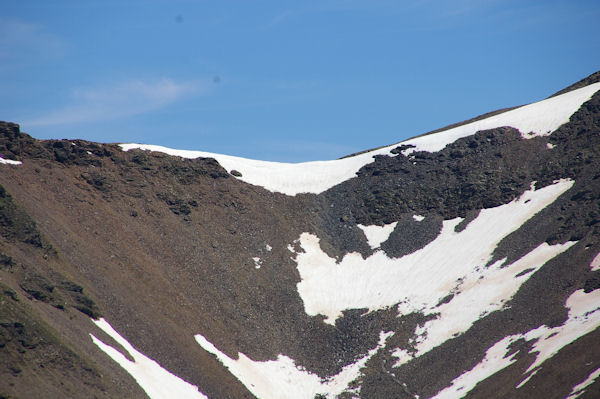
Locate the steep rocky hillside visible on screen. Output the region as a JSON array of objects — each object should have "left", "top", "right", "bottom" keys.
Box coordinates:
[{"left": 1, "top": 72, "right": 600, "bottom": 399}]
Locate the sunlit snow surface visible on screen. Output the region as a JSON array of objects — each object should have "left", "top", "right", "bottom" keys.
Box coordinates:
[
  {"left": 399, "top": 82, "right": 600, "bottom": 154},
  {"left": 0, "top": 157, "right": 22, "bottom": 165},
  {"left": 591, "top": 252, "right": 600, "bottom": 272},
  {"left": 357, "top": 222, "right": 397, "bottom": 249},
  {"left": 565, "top": 367, "right": 600, "bottom": 399},
  {"left": 432, "top": 289, "right": 600, "bottom": 399},
  {"left": 90, "top": 318, "right": 208, "bottom": 399},
  {"left": 119, "top": 82, "right": 600, "bottom": 195},
  {"left": 291, "top": 179, "right": 574, "bottom": 328},
  {"left": 195, "top": 331, "right": 392, "bottom": 399}
]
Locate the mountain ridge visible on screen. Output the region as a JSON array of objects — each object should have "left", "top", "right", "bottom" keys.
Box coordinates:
[
  {"left": 1, "top": 71, "right": 600, "bottom": 399},
  {"left": 342, "top": 70, "right": 600, "bottom": 161}
]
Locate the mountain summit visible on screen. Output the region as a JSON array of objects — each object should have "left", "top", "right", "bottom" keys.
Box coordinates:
[{"left": 1, "top": 72, "right": 600, "bottom": 399}]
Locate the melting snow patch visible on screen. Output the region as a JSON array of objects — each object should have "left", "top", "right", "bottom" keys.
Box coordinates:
[
  {"left": 0, "top": 157, "right": 22, "bottom": 165},
  {"left": 399, "top": 83, "right": 600, "bottom": 155},
  {"left": 265, "top": 244, "right": 272, "bottom": 251},
  {"left": 357, "top": 222, "right": 397, "bottom": 249},
  {"left": 391, "top": 348, "right": 412, "bottom": 365},
  {"left": 431, "top": 335, "right": 522, "bottom": 399},
  {"left": 413, "top": 215, "right": 425, "bottom": 222},
  {"left": 119, "top": 83, "right": 599, "bottom": 195},
  {"left": 90, "top": 318, "right": 208, "bottom": 399},
  {"left": 291, "top": 179, "right": 574, "bottom": 327},
  {"left": 119, "top": 142, "right": 398, "bottom": 196},
  {"left": 591, "top": 252, "right": 600, "bottom": 271},
  {"left": 521, "top": 288, "right": 600, "bottom": 374},
  {"left": 432, "top": 288, "right": 600, "bottom": 398},
  {"left": 565, "top": 367, "right": 600, "bottom": 399},
  {"left": 252, "top": 257, "right": 262, "bottom": 269},
  {"left": 401, "top": 240, "right": 575, "bottom": 364},
  {"left": 515, "top": 369, "right": 539, "bottom": 389},
  {"left": 194, "top": 331, "right": 392, "bottom": 399}
]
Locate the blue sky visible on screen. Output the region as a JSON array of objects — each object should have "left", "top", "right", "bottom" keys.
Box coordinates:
[{"left": 2, "top": 1, "right": 600, "bottom": 162}]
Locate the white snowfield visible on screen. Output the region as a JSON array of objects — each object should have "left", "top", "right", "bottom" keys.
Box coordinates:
[
  {"left": 194, "top": 330, "right": 392, "bottom": 399},
  {"left": 291, "top": 179, "right": 574, "bottom": 328},
  {"left": 591, "top": 252, "right": 600, "bottom": 271},
  {"left": 119, "top": 82, "right": 600, "bottom": 196},
  {"left": 0, "top": 157, "right": 22, "bottom": 165},
  {"left": 432, "top": 288, "right": 600, "bottom": 399},
  {"left": 91, "top": 283, "right": 600, "bottom": 399},
  {"left": 90, "top": 318, "right": 208, "bottom": 399},
  {"left": 565, "top": 366, "right": 600, "bottom": 399},
  {"left": 357, "top": 222, "right": 397, "bottom": 249},
  {"left": 399, "top": 82, "right": 600, "bottom": 154}
]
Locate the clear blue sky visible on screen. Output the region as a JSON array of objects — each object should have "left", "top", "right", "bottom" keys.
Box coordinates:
[{"left": 2, "top": 1, "right": 599, "bottom": 162}]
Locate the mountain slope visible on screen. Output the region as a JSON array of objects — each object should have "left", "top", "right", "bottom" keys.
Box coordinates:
[{"left": 1, "top": 71, "right": 600, "bottom": 399}]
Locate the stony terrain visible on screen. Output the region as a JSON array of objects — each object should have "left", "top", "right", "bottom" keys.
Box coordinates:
[{"left": 1, "top": 72, "right": 600, "bottom": 398}]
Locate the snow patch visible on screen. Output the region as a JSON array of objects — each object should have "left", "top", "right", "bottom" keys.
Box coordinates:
[
  {"left": 431, "top": 335, "right": 522, "bottom": 399},
  {"left": 399, "top": 83, "right": 600, "bottom": 155},
  {"left": 521, "top": 288, "right": 600, "bottom": 374},
  {"left": 90, "top": 318, "right": 207, "bottom": 399},
  {"left": 432, "top": 288, "right": 600, "bottom": 398},
  {"left": 565, "top": 367, "right": 600, "bottom": 399},
  {"left": 119, "top": 83, "right": 600, "bottom": 196},
  {"left": 194, "top": 331, "right": 392, "bottom": 399},
  {"left": 265, "top": 244, "right": 272, "bottom": 252},
  {"left": 291, "top": 180, "right": 574, "bottom": 326},
  {"left": 401, "top": 240, "right": 575, "bottom": 365},
  {"left": 0, "top": 157, "right": 22, "bottom": 165},
  {"left": 119, "top": 142, "right": 396, "bottom": 196},
  {"left": 391, "top": 348, "right": 412, "bottom": 365},
  {"left": 515, "top": 369, "right": 539, "bottom": 389},
  {"left": 591, "top": 252, "right": 600, "bottom": 271},
  {"left": 413, "top": 215, "right": 425, "bottom": 222},
  {"left": 357, "top": 222, "right": 397, "bottom": 249},
  {"left": 252, "top": 257, "right": 262, "bottom": 269},
  {"left": 546, "top": 143, "right": 556, "bottom": 149}
]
